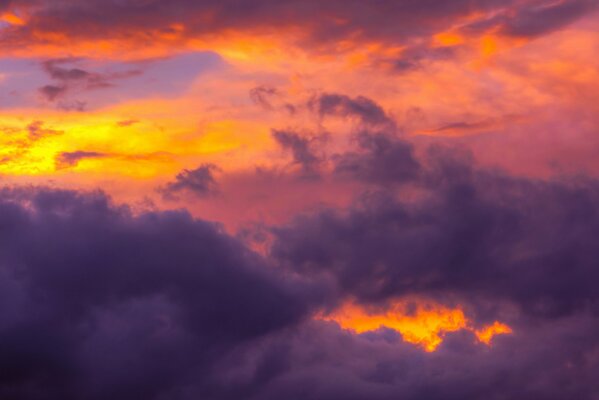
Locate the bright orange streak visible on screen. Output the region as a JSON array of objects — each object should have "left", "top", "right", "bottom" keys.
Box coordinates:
[{"left": 318, "top": 300, "right": 512, "bottom": 351}]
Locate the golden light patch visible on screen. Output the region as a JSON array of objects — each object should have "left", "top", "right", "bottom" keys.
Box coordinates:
[
  {"left": 0, "top": 111, "right": 180, "bottom": 177},
  {"left": 0, "top": 12, "right": 25, "bottom": 26},
  {"left": 434, "top": 31, "right": 465, "bottom": 47},
  {"left": 475, "top": 321, "right": 513, "bottom": 345},
  {"left": 318, "top": 300, "right": 512, "bottom": 352},
  {"left": 0, "top": 95, "right": 277, "bottom": 181},
  {"left": 480, "top": 35, "right": 499, "bottom": 57}
]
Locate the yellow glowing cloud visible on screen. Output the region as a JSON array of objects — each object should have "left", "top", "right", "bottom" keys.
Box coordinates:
[
  {"left": 0, "top": 89, "right": 277, "bottom": 184},
  {"left": 318, "top": 300, "right": 512, "bottom": 352}
]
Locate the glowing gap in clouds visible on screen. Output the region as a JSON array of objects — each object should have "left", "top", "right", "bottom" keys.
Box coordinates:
[{"left": 318, "top": 300, "right": 512, "bottom": 352}]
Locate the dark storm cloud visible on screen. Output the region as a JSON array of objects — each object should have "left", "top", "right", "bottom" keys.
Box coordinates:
[
  {"left": 250, "top": 92, "right": 599, "bottom": 321},
  {"left": 201, "top": 317, "right": 599, "bottom": 400},
  {"left": 160, "top": 163, "right": 220, "bottom": 199},
  {"left": 3, "top": 137, "right": 599, "bottom": 399},
  {"left": 272, "top": 144, "right": 599, "bottom": 319},
  {"left": 0, "top": 187, "right": 313, "bottom": 399}
]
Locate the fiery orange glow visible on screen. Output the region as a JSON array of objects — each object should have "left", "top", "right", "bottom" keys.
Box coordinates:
[
  {"left": 318, "top": 300, "right": 512, "bottom": 352},
  {"left": 434, "top": 31, "right": 465, "bottom": 46},
  {"left": 475, "top": 321, "right": 513, "bottom": 345},
  {"left": 0, "top": 12, "right": 25, "bottom": 26}
]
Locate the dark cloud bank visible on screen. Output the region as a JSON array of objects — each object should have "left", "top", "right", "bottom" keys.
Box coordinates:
[
  {"left": 0, "top": 188, "right": 312, "bottom": 399},
  {"left": 4, "top": 110, "right": 599, "bottom": 398},
  {"left": 0, "top": 86, "right": 598, "bottom": 399}
]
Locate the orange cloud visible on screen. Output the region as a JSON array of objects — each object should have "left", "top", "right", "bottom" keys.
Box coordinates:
[
  {"left": 318, "top": 300, "right": 512, "bottom": 352},
  {"left": 475, "top": 321, "right": 513, "bottom": 345},
  {"left": 3, "top": 0, "right": 591, "bottom": 63},
  {"left": 0, "top": 12, "right": 25, "bottom": 26}
]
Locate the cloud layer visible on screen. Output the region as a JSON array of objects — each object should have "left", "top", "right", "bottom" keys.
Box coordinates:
[
  {"left": 2, "top": 0, "right": 597, "bottom": 58},
  {"left": 2, "top": 138, "right": 599, "bottom": 398},
  {"left": 1, "top": 1, "right": 599, "bottom": 399}
]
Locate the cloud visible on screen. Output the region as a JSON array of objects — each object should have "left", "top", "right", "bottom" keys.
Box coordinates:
[
  {"left": 500, "top": 0, "right": 598, "bottom": 38},
  {"left": 38, "top": 58, "right": 142, "bottom": 102},
  {"left": 460, "top": 0, "right": 599, "bottom": 39},
  {"left": 387, "top": 45, "right": 458, "bottom": 72},
  {"left": 250, "top": 85, "right": 279, "bottom": 110},
  {"left": 431, "top": 120, "right": 497, "bottom": 133},
  {"left": 26, "top": 120, "right": 63, "bottom": 141},
  {"left": 272, "top": 129, "right": 323, "bottom": 176},
  {"left": 2, "top": 152, "right": 599, "bottom": 398},
  {"left": 0, "top": 120, "right": 64, "bottom": 165},
  {"left": 272, "top": 144, "right": 599, "bottom": 321},
  {"left": 5, "top": 0, "right": 592, "bottom": 60},
  {"left": 160, "top": 163, "right": 220, "bottom": 199},
  {"left": 261, "top": 94, "right": 418, "bottom": 184},
  {"left": 0, "top": 187, "right": 312, "bottom": 399},
  {"left": 201, "top": 316, "right": 599, "bottom": 399},
  {"left": 116, "top": 119, "right": 139, "bottom": 127},
  {"left": 54, "top": 150, "right": 107, "bottom": 169},
  {"left": 38, "top": 84, "right": 67, "bottom": 101},
  {"left": 309, "top": 93, "right": 394, "bottom": 127},
  {"left": 332, "top": 131, "right": 420, "bottom": 184},
  {"left": 42, "top": 58, "right": 93, "bottom": 81},
  {"left": 258, "top": 93, "right": 418, "bottom": 184}
]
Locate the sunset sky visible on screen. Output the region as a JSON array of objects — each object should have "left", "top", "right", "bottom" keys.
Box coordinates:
[{"left": 1, "top": 1, "right": 599, "bottom": 398}]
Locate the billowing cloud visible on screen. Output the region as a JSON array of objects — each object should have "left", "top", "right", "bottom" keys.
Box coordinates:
[
  {"left": 272, "top": 144, "right": 599, "bottom": 321},
  {"left": 1, "top": 1, "right": 598, "bottom": 398},
  {"left": 1, "top": 178, "right": 599, "bottom": 398},
  {"left": 0, "top": 187, "right": 313, "bottom": 399},
  {"left": 201, "top": 316, "right": 599, "bottom": 399}
]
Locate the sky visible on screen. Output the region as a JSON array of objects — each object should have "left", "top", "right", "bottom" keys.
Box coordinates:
[{"left": 1, "top": 0, "right": 599, "bottom": 398}]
